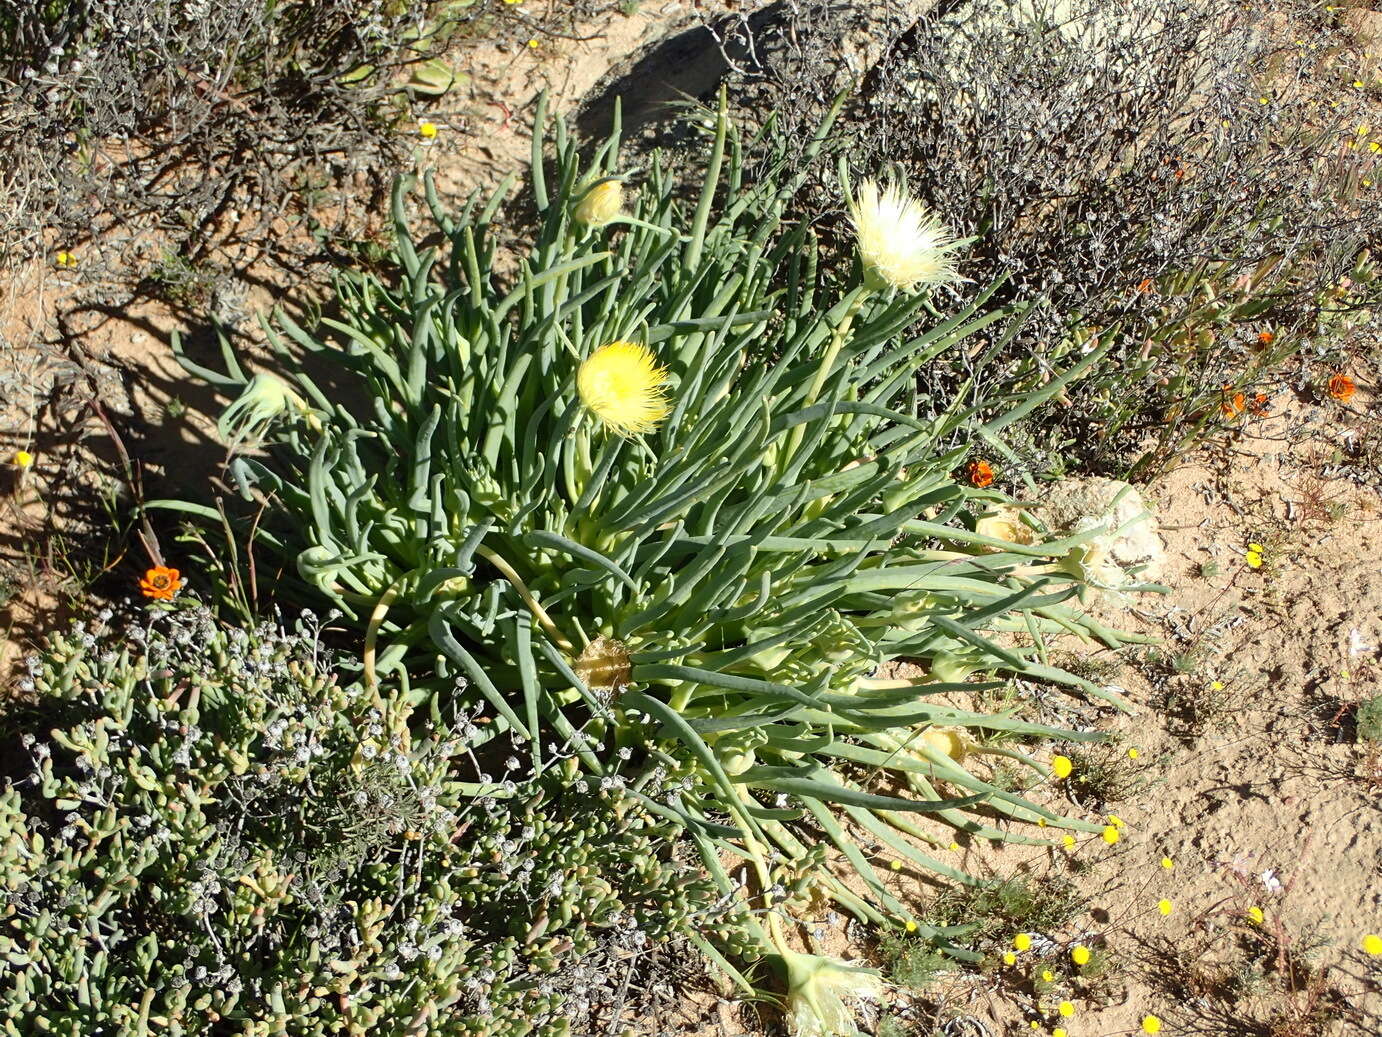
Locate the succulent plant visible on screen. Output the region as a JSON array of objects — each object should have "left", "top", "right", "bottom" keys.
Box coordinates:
[
  {"left": 160, "top": 92, "right": 1146, "bottom": 1031},
  {"left": 1, "top": 609, "right": 714, "bottom": 1036}
]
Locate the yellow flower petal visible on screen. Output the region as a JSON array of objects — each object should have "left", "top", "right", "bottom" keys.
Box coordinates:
[
  {"left": 1013, "top": 933, "right": 1032, "bottom": 952},
  {"left": 1102, "top": 825, "right": 1120, "bottom": 845},
  {"left": 1142, "top": 1015, "right": 1163, "bottom": 1034},
  {"left": 1158, "top": 898, "right": 1173, "bottom": 916},
  {"left": 1362, "top": 933, "right": 1382, "bottom": 955},
  {"left": 1161, "top": 856, "right": 1174, "bottom": 870},
  {"left": 1248, "top": 906, "right": 1265, "bottom": 925},
  {"left": 577, "top": 341, "right": 671, "bottom": 436},
  {"left": 1071, "top": 945, "right": 1090, "bottom": 966},
  {"left": 1051, "top": 755, "right": 1073, "bottom": 780},
  {"left": 1058, "top": 1000, "right": 1075, "bottom": 1017}
]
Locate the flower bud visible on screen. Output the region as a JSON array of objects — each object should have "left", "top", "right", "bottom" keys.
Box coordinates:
[{"left": 573, "top": 179, "right": 623, "bottom": 227}]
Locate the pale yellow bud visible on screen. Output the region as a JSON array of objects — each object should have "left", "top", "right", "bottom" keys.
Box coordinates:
[{"left": 574, "top": 179, "right": 623, "bottom": 227}]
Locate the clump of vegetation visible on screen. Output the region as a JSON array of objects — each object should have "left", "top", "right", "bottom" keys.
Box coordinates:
[
  {"left": 2, "top": 609, "right": 715, "bottom": 1036},
  {"left": 739, "top": 0, "right": 1378, "bottom": 480},
  {"left": 928, "top": 876, "right": 1084, "bottom": 946},
  {"left": 0, "top": 0, "right": 616, "bottom": 272},
  {"left": 159, "top": 92, "right": 1147, "bottom": 1029},
  {"left": 1355, "top": 694, "right": 1382, "bottom": 743}
]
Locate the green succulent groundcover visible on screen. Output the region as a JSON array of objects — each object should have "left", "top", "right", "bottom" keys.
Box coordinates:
[{"left": 140, "top": 92, "right": 1139, "bottom": 1031}]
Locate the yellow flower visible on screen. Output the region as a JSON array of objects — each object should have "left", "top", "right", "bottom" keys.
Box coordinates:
[
  {"left": 1127, "top": 747, "right": 1140, "bottom": 759},
  {"left": 527, "top": 38, "right": 539, "bottom": 49},
  {"left": 847, "top": 179, "right": 960, "bottom": 293},
  {"left": 1210, "top": 679, "right": 1225, "bottom": 691},
  {"left": 573, "top": 179, "right": 624, "bottom": 227},
  {"left": 889, "top": 859, "right": 903, "bottom": 871},
  {"left": 11, "top": 449, "right": 34, "bottom": 468},
  {"left": 577, "top": 341, "right": 671, "bottom": 436},
  {"left": 1161, "top": 856, "right": 1174, "bottom": 870},
  {"left": 1053, "top": 1030, "right": 1068, "bottom": 1037},
  {"left": 1071, "top": 945, "right": 1090, "bottom": 966},
  {"left": 1051, "top": 755, "right": 1073, "bottom": 780},
  {"left": 1142, "top": 1015, "right": 1163, "bottom": 1034},
  {"left": 948, "top": 841, "right": 960, "bottom": 851},
  {"left": 1362, "top": 933, "right": 1382, "bottom": 955},
  {"left": 1062, "top": 834, "right": 1076, "bottom": 850},
  {"left": 904, "top": 919, "right": 918, "bottom": 933},
  {"left": 1003, "top": 951, "right": 1017, "bottom": 966},
  {"left": 1247, "top": 906, "right": 1264, "bottom": 925},
  {"left": 54, "top": 250, "right": 77, "bottom": 268},
  {"left": 1244, "top": 542, "right": 1264, "bottom": 569},
  {"left": 1108, "top": 814, "right": 1126, "bottom": 829},
  {"left": 1158, "top": 899, "right": 1173, "bottom": 916},
  {"left": 418, "top": 121, "right": 438, "bottom": 139},
  {"left": 1040, "top": 969, "right": 1054, "bottom": 982},
  {"left": 1058, "top": 1001, "right": 1075, "bottom": 1018},
  {"left": 1102, "top": 825, "right": 1120, "bottom": 845},
  {"left": 1013, "top": 933, "right": 1032, "bottom": 952}
]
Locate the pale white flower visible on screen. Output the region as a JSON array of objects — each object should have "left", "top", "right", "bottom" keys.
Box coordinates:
[
  {"left": 781, "top": 951, "right": 885, "bottom": 1037},
  {"left": 219, "top": 372, "right": 320, "bottom": 443},
  {"left": 847, "top": 179, "right": 960, "bottom": 293}
]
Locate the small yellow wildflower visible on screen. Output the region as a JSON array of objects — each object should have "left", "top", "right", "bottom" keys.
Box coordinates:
[
  {"left": 948, "top": 841, "right": 960, "bottom": 851},
  {"left": 1362, "top": 934, "right": 1382, "bottom": 956},
  {"left": 1051, "top": 755, "right": 1073, "bottom": 779},
  {"left": 1013, "top": 933, "right": 1032, "bottom": 952},
  {"left": 12, "top": 449, "right": 34, "bottom": 469},
  {"left": 1247, "top": 906, "right": 1265, "bottom": 925},
  {"left": 1210, "top": 679, "right": 1225, "bottom": 691},
  {"left": 904, "top": 920, "right": 918, "bottom": 933},
  {"left": 1355, "top": 80, "right": 1366, "bottom": 89},
  {"left": 1142, "top": 1015, "right": 1163, "bottom": 1034},
  {"left": 1062, "top": 834, "right": 1076, "bottom": 850},
  {"left": 1041, "top": 969, "right": 1055, "bottom": 983},
  {"left": 577, "top": 341, "right": 671, "bottom": 436},
  {"left": 1370, "top": 142, "right": 1381, "bottom": 153},
  {"left": 527, "top": 38, "right": 539, "bottom": 49},
  {"left": 889, "top": 859, "right": 903, "bottom": 871},
  {"left": 1058, "top": 1001, "right": 1075, "bottom": 1018},
  {"left": 1071, "top": 945, "right": 1091, "bottom": 966},
  {"left": 54, "top": 250, "right": 77, "bottom": 268},
  {"left": 1161, "top": 856, "right": 1174, "bottom": 870},
  {"left": 1053, "top": 1030, "right": 1068, "bottom": 1037},
  {"left": 1037, "top": 817, "right": 1047, "bottom": 827},
  {"left": 1127, "top": 747, "right": 1140, "bottom": 759},
  {"left": 1102, "top": 825, "right": 1120, "bottom": 845},
  {"left": 1003, "top": 951, "right": 1017, "bottom": 966},
  {"left": 417, "top": 121, "right": 438, "bottom": 139},
  {"left": 1158, "top": 899, "right": 1173, "bottom": 916},
  {"left": 1108, "top": 814, "right": 1126, "bottom": 829},
  {"left": 1244, "top": 542, "right": 1264, "bottom": 569}
]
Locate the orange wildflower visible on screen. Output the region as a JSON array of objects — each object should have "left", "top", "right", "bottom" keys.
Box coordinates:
[
  {"left": 1257, "top": 331, "right": 1275, "bottom": 347},
  {"left": 1248, "top": 392, "right": 1271, "bottom": 416},
  {"left": 1327, "top": 373, "right": 1356, "bottom": 402},
  {"left": 1134, "top": 277, "right": 1154, "bottom": 294},
  {"left": 1220, "top": 385, "right": 1247, "bottom": 418},
  {"left": 966, "top": 459, "right": 995, "bottom": 488},
  {"left": 139, "top": 565, "right": 182, "bottom": 601}
]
